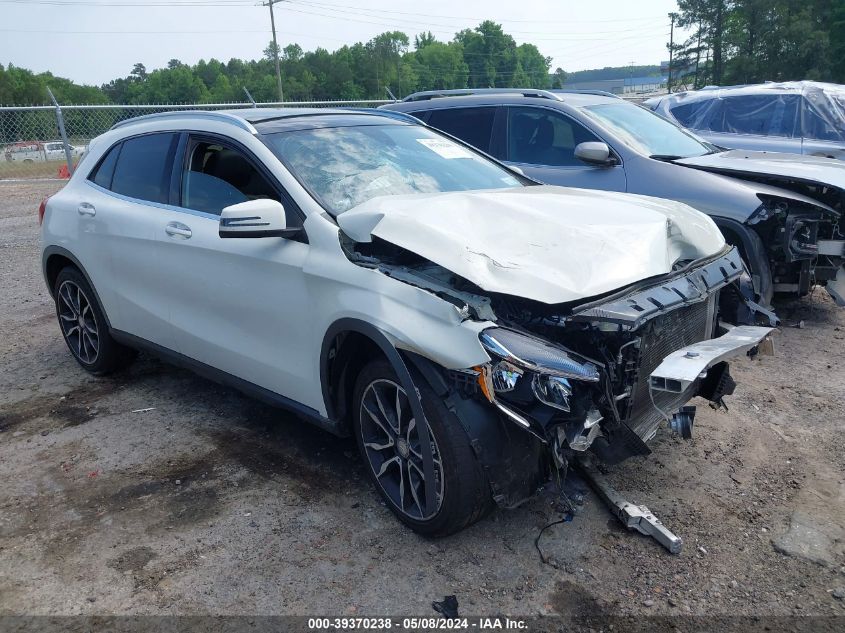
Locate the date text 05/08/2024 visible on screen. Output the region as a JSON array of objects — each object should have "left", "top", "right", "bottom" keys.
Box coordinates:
[{"left": 307, "top": 617, "right": 528, "bottom": 630}]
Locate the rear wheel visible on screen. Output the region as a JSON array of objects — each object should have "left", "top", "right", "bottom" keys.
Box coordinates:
[
  {"left": 352, "top": 359, "right": 493, "bottom": 536},
  {"left": 54, "top": 266, "right": 136, "bottom": 375}
]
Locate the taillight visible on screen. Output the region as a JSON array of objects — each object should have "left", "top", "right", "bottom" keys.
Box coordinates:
[{"left": 38, "top": 196, "right": 50, "bottom": 225}]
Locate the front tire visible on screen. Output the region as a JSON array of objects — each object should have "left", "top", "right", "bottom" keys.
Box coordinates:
[
  {"left": 352, "top": 359, "right": 493, "bottom": 536},
  {"left": 54, "top": 266, "right": 136, "bottom": 375}
]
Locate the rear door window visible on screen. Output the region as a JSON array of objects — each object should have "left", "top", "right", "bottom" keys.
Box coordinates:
[
  {"left": 426, "top": 107, "right": 496, "bottom": 153},
  {"left": 721, "top": 94, "right": 799, "bottom": 137},
  {"left": 181, "top": 138, "right": 280, "bottom": 216},
  {"left": 506, "top": 106, "right": 601, "bottom": 166},
  {"left": 110, "top": 133, "right": 178, "bottom": 204}
]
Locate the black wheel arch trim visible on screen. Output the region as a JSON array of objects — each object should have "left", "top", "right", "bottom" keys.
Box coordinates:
[
  {"left": 320, "top": 318, "right": 439, "bottom": 516},
  {"left": 402, "top": 350, "right": 547, "bottom": 509},
  {"left": 42, "top": 245, "right": 115, "bottom": 331}
]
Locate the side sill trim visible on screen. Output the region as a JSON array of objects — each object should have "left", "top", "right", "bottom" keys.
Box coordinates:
[{"left": 110, "top": 329, "right": 347, "bottom": 437}]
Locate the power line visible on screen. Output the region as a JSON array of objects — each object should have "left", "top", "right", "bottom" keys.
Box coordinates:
[
  {"left": 290, "top": 1, "right": 664, "bottom": 34},
  {"left": 0, "top": 0, "right": 670, "bottom": 25},
  {"left": 293, "top": 0, "right": 665, "bottom": 25},
  {"left": 277, "top": 3, "right": 666, "bottom": 40}
]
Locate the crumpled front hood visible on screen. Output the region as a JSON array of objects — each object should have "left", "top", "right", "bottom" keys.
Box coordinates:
[
  {"left": 677, "top": 150, "right": 845, "bottom": 193},
  {"left": 337, "top": 186, "right": 725, "bottom": 304}
]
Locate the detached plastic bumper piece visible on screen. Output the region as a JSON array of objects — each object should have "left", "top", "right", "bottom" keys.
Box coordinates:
[{"left": 649, "top": 326, "right": 774, "bottom": 394}]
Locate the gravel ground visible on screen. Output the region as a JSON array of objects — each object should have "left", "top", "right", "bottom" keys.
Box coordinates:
[{"left": 1, "top": 181, "right": 844, "bottom": 621}]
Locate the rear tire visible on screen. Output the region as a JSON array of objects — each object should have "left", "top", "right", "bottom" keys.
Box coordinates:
[
  {"left": 352, "top": 358, "right": 493, "bottom": 536},
  {"left": 54, "top": 266, "right": 136, "bottom": 375}
]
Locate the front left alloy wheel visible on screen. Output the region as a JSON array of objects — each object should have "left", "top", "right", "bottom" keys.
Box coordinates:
[
  {"left": 352, "top": 358, "right": 493, "bottom": 536},
  {"left": 54, "top": 266, "right": 136, "bottom": 375}
]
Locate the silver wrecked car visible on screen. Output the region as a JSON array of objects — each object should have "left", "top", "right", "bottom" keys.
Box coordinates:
[{"left": 644, "top": 81, "right": 845, "bottom": 159}]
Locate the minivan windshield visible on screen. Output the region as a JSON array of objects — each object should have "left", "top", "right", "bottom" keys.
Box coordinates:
[
  {"left": 582, "top": 103, "right": 713, "bottom": 159},
  {"left": 262, "top": 123, "right": 523, "bottom": 215}
]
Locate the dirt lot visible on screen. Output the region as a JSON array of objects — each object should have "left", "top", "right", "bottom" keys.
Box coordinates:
[{"left": 1, "top": 180, "right": 844, "bottom": 622}]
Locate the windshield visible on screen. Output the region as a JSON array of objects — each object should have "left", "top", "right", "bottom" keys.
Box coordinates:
[
  {"left": 582, "top": 103, "right": 712, "bottom": 159},
  {"left": 262, "top": 123, "right": 522, "bottom": 215}
]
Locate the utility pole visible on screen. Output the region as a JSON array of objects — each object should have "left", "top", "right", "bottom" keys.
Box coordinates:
[
  {"left": 264, "top": 0, "right": 284, "bottom": 102},
  {"left": 668, "top": 12, "right": 676, "bottom": 94}
]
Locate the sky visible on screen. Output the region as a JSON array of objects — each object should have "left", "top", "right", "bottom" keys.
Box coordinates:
[{"left": 0, "top": 0, "right": 682, "bottom": 86}]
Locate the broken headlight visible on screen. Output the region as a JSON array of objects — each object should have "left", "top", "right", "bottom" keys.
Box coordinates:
[
  {"left": 479, "top": 328, "right": 600, "bottom": 412},
  {"left": 480, "top": 328, "right": 600, "bottom": 382}
]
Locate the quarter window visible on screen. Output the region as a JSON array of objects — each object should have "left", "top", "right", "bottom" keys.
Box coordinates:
[
  {"left": 89, "top": 142, "right": 121, "bottom": 190},
  {"left": 507, "top": 106, "right": 600, "bottom": 166},
  {"left": 110, "top": 133, "right": 178, "bottom": 204},
  {"left": 426, "top": 107, "right": 496, "bottom": 153},
  {"left": 181, "top": 140, "right": 279, "bottom": 216}
]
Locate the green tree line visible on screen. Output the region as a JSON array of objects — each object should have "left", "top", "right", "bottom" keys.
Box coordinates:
[
  {"left": 566, "top": 65, "right": 662, "bottom": 83},
  {"left": 1, "top": 21, "right": 556, "bottom": 106},
  {"left": 672, "top": 0, "right": 845, "bottom": 88}
]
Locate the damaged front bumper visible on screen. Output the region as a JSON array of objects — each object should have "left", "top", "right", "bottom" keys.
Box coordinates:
[{"left": 429, "top": 247, "right": 777, "bottom": 508}]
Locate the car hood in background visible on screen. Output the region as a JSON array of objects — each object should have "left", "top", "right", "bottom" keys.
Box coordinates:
[
  {"left": 337, "top": 185, "right": 725, "bottom": 304},
  {"left": 676, "top": 150, "right": 845, "bottom": 203}
]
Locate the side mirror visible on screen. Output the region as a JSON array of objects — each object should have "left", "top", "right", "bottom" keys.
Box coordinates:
[
  {"left": 219, "top": 199, "right": 297, "bottom": 238},
  {"left": 574, "top": 142, "right": 617, "bottom": 166},
  {"left": 509, "top": 165, "right": 526, "bottom": 177}
]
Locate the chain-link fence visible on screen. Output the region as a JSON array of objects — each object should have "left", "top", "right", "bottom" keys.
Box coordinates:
[{"left": 0, "top": 100, "right": 390, "bottom": 181}]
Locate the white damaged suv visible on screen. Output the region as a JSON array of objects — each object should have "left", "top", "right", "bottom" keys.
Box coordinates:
[{"left": 40, "top": 108, "right": 772, "bottom": 535}]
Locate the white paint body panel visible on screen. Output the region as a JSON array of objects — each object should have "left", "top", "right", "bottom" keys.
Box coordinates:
[{"left": 337, "top": 185, "right": 726, "bottom": 304}]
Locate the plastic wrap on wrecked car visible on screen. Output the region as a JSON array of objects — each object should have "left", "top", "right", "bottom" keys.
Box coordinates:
[{"left": 657, "top": 81, "right": 845, "bottom": 141}]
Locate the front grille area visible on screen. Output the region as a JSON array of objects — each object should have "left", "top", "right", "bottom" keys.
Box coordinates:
[{"left": 626, "top": 297, "right": 714, "bottom": 440}]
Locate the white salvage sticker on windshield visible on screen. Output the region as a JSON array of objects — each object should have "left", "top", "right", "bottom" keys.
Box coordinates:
[{"left": 416, "top": 138, "right": 474, "bottom": 159}]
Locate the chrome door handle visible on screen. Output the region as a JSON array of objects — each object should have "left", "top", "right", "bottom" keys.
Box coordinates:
[
  {"left": 165, "top": 222, "right": 192, "bottom": 239},
  {"left": 77, "top": 202, "right": 96, "bottom": 217}
]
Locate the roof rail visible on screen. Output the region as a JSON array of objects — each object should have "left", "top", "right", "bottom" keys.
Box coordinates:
[
  {"left": 402, "top": 88, "right": 563, "bottom": 102},
  {"left": 110, "top": 110, "right": 257, "bottom": 134},
  {"left": 344, "top": 108, "right": 422, "bottom": 123},
  {"left": 550, "top": 89, "right": 622, "bottom": 99}
]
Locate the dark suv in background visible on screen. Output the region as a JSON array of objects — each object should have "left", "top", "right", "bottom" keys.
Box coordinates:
[{"left": 382, "top": 89, "right": 845, "bottom": 312}]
